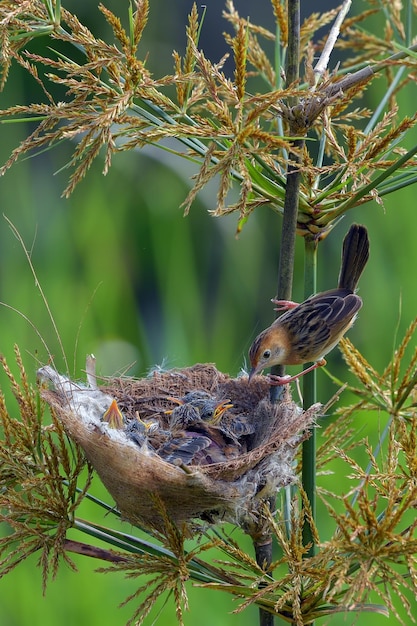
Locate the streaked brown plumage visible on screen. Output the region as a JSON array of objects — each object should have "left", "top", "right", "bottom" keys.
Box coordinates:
[
  {"left": 248, "top": 224, "right": 370, "bottom": 385},
  {"left": 101, "top": 392, "right": 245, "bottom": 466}
]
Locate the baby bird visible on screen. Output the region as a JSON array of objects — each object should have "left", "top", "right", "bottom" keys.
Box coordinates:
[
  {"left": 162, "top": 392, "right": 241, "bottom": 465},
  {"left": 248, "top": 224, "right": 370, "bottom": 385}
]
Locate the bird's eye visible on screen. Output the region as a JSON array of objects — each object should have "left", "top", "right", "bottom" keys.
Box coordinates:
[{"left": 262, "top": 349, "right": 271, "bottom": 360}]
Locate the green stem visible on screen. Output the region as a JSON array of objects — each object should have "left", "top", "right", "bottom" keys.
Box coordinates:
[
  {"left": 270, "top": 0, "right": 302, "bottom": 388},
  {"left": 267, "top": 4, "right": 302, "bottom": 626},
  {"left": 301, "top": 237, "right": 318, "bottom": 557},
  {"left": 254, "top": 531, "right": 275, "bottom": 626},
  {"left": 275, "top": 153, "right": 301, "bottom": 301}
]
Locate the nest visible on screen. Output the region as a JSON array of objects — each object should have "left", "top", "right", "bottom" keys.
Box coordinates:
[{"left": 39, "top": 363, "right": 321, "bottom": 532}]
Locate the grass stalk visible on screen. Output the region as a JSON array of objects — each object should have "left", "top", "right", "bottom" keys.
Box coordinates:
[
  {"left": 301, "top": 236, "right": 318, "bottom": 557},
  {"left": 263, "top": 3, "right": 302, "bottom": 625}
]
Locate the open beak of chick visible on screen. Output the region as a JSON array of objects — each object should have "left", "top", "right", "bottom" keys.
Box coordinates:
[
  {"left": 102, "top": 399, "right": 124, "bottom": 429},
  {"left": 211, "top": 400, "right": 233, "bottom": 424}
]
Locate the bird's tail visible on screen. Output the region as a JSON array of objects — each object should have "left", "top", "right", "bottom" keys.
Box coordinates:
[{"left": 338, "top": 224, "right": 370, "bottom": 292}]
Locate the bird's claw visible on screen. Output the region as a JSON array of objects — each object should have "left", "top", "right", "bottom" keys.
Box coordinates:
[
  {"left": 271, "top": 298, "right": 299, "bottom": 311},
  {"left": 267, "top": 359, "right": 327, "bottom": 386},
  {"left": 267, "top": 374, "right": 293, "bottom": 386}
]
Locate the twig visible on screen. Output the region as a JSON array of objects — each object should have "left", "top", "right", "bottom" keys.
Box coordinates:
[
  {"left": 325, "top": 66, "right": 375, "bottom": 97},
  {"left": 85, "top": 354, "right": 97, "bottom": 389},
  {"left": 314, "top": 0, "right": 352, "bottom": 84},
  {"left": 323, "top": 41, "right": 417, "bottom": 100}
]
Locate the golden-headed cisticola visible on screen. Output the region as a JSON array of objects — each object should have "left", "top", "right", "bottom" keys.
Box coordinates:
[{"left": 248, "top": 224, "right": 370, "bottom": 385}]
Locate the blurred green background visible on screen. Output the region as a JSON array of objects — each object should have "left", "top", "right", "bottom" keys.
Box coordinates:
[{"left": 0, "top": 1, "right": 416, "bottom": 624}]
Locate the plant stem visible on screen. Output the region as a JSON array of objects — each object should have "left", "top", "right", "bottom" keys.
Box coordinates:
[
  {"left": 266, "top": 4, "right": 302, "bottom": 626},
  {"left": 64, "top": 539, "right": 127, "bottom": 563},
  {"left": 313, "top": 0, "right": 352, "bottom": 85},
  {"left": 270, "top": 0, "right": 302, "bottom": 394},
  {"left": 301, "top": 236, "right": 318, "bottom": 557},
  {"left": 254, "top": 527, "right": 275, "bottom": 626}
]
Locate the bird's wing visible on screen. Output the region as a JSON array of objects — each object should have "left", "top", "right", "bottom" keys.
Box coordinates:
[
  {"left": 282, "top": 291, "right": 362, "bottom": 362},
  {"left": 158, "top": 434, "right": 211, "bottom": 465}
]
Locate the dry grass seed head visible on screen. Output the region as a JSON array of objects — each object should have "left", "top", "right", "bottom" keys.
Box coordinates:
[
  {"left": 232, "top": 19, "right": 248, "bottom": 102},
  {"left": 270, "top": 0, "right": 288, "bottom": 46},
  {"left": 0, "top": 351, "right": 94, "bottom": 589},
  {"left": 390, "top": 316, "right": 417, "bottom": 391},
  {"left": 339, "top": 337, "right": 384, "bottom": 392}
]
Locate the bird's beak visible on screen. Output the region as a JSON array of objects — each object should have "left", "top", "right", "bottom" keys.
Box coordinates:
[
  {"left": 102, "top": 399, "right": 124, "bottom": 429},
  {"left": 248, "top": 367, "right": 257, "bottom": 382},
  {"left": 212, "top": 400, "right": 233, "bottom": 423}
]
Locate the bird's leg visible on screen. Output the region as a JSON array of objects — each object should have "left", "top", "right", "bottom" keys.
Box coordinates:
[
  {"left": 268, "top": 359, "right": 327, "bottom": 385},
  {"left": 271, "top": 298, "right": 299, "bottom": 311}
]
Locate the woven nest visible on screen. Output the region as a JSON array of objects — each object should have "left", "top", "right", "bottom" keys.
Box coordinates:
[{"left": 39, "top": 363, "right": 321, "bottom": 532}]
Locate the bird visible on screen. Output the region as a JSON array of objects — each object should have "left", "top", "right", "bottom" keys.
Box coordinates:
[
  {"left": 166, "top": 391, "right": 233, "bottom": 425},
  {"left": 165, "top": 391, "right": 255, "bottom": 447},
  {"left": 158, "top": 410, "right": 240, "bottom": 466},
  {"left": 124, "top": 406, "right": 211, "bottom": 465},
  {"left": 101, "top": 393, "right": 241, "bottom": 467},
  {"left": 166, "top": 402, "right": 202, "bottom": 428},
  {"left": 157, "top": 431, "right": 213, "bottom": 466},
  {"left": 199, "top": 398, "right": 233, "bottom": 424},
  {"left": 161, "top": 392, "right": 242, "bottom": 465},
  {"left": 125, "top": 414, "right": 160, "bottom": 449},
  {"left": 248, "top": 224, "right": 370, "bottom": 385}
]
